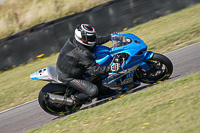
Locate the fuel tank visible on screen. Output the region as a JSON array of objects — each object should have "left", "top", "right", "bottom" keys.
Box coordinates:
[{"left": 92, "top": 45, "right": 113, "bottom": 66}]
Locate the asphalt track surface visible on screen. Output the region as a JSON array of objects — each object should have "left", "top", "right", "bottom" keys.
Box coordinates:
[{"left": 0, "top": 42, "right": 200, "bottom": 133}]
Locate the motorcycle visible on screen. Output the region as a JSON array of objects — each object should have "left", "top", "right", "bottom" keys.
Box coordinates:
[{"left": 30, "top": 33, "right": 173, "bottom": 116}]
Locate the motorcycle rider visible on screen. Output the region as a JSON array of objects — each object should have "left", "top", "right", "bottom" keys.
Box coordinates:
[{"left": 56, "top": 24, "right": 120, "bottom": 105}]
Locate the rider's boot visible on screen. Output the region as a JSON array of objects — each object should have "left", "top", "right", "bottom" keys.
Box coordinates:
[{"left": 71, "top": 94, "right": 92, "bottom": 105}]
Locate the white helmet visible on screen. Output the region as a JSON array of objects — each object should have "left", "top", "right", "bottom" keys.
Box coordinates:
[{"left": 75, "top": 24, "right": 97, "bottom": 47}]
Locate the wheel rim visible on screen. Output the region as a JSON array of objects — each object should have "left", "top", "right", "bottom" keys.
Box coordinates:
[{"left": 136, "top": 60, "right": 168, "bottom": 83}]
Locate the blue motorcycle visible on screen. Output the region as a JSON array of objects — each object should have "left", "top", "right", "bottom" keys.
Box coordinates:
[{"left": 30, "top": 33, "right": 173, "bottom": 116}]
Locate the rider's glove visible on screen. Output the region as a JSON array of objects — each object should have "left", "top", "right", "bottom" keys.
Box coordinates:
[
  {"left": 110, "top": 63, "right": 120, "bottom": 72},
  {"left": 111, "top": 32, "right": 119, "bottom": 37}
]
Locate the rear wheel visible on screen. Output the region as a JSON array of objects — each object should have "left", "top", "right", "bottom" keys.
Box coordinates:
[
  {"left": 38, "top": 83, "right": 82, "bottom": 116},
  {"left": 135, "top": 53, "right": 173, "bottom": 84}
]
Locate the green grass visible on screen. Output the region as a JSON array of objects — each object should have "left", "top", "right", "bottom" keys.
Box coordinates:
[
  {"left": 0, "top": 0, "right": 109, "bottom": 39},
  {"left": 0, "top": 55, "right": 58, "bottom": 111},
  {"left": 27, "top": 72, "right": 200, "bottom": 133},
  {"left": 0, "top": 3, "right": 200, "bottom": 112},
  {"left": 120, "top": 3, "right": 200, "bottom": 54}
]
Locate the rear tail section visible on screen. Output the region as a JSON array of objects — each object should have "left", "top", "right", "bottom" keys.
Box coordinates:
[
  {"left": 30, "top": 67, "right": 52, "bottom": 81},
  {"left": 30, "top": 66, "right": 62, "bottom": 83}
]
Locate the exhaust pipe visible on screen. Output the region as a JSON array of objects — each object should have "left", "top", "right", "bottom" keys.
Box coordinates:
[{"left": 47, "top": 93, "right": 73, "bottom": 106}]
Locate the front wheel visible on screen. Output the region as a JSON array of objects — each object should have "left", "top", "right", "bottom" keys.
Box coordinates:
[
  {"left": 135, "top": 53, "right": 173, "bottom": 84},
  {"left": 38, "top": 83, "right": 82, "bottom": 116}
]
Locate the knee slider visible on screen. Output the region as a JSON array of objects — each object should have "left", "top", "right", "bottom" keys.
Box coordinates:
[{"left": 89, "top": 85, "right": 98, "bottom": 97}]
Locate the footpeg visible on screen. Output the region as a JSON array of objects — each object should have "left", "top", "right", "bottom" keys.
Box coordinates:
[{"left": 47, "top": 93, "right": 73, "bottom": 106}]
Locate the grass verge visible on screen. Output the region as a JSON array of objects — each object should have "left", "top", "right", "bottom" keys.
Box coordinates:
[
  {"left": 0, "top": 0, "right": 109, "bottom": 39},
  {"left": 27, "top": 72, "right": 200, "bottom": 133},
  {"left": 114, "top": 3, "right": 200, "bottom": 54},
  {"left": 0, "top": 4, "right": 200, "bottom": 111}
]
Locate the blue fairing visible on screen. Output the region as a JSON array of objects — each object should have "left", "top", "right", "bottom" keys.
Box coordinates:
[
  {"left": 89, "top": 33, "right": 155, "bottom": 88},
  {"left": 139, "top": 51, "right": 154, "bottom": 71},
  {"left": 92, "top": 46, "right": 112, "bottom": 66},
  {"left": 93, "top": 33, "right": 152, "bottom": 71}
]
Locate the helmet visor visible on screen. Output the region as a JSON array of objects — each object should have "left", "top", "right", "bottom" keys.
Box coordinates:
[
  {"left": 87, "top": 34, "right": 96, "bottom": 42},
  {"left": 82, "top": 32, "right": 96, "bottom": 43}
]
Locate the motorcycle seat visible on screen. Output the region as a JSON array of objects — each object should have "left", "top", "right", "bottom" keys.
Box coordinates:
[{"left": 46, "top": 66, "right": 63, "bottom": 83}]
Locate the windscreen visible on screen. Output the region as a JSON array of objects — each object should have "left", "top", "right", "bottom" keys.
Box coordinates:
[{"left": 111, "top": 34, "right": 130, "bottom": 48}]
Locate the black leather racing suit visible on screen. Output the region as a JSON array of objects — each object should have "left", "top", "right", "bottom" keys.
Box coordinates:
[{"left": 56, "top": 35, "right": 112, "bottom": 103}]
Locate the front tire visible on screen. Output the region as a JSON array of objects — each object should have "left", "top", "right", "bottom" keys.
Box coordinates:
[
  {"left": 135, "top": 53, "right": 173, "bottom": 84},
  {"left": 38, "top": 83, "right": 82, "bottom": 116}
]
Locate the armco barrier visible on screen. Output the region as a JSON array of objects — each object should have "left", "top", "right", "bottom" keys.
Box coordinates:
[{"left": 0, "top": 0, "right": 200, "bottom": 71}]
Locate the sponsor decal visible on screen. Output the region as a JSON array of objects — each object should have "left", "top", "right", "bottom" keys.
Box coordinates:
[
  {"left": 121, "top": 78, "right": 133, "bottom": 85},
  {"left": 126, "top": 38, "right": 131, "bottom": 43},
  {"left": 125, "top": 70, "right": 135, "bottom": 79},
  {"left": 39, "top": 69, "right": 46, "bottom": 74},
  {"left": 103, "top": 76, "right": 118, "bottom": 83},
  {"left": 103, "top": 70, "right": 135, "bottom": 84}
]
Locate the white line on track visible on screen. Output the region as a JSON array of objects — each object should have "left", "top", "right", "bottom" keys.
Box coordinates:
[{"left": 0, "top": 99, "right": 37, "bottom": 114}]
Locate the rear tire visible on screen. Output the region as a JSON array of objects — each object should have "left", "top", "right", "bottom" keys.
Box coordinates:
[
  {"left": 38, "top": 83, "right": 82, "bottom": 116},
  {"left": 135, "top": 53, "right": 173, "bottom": 84}
]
